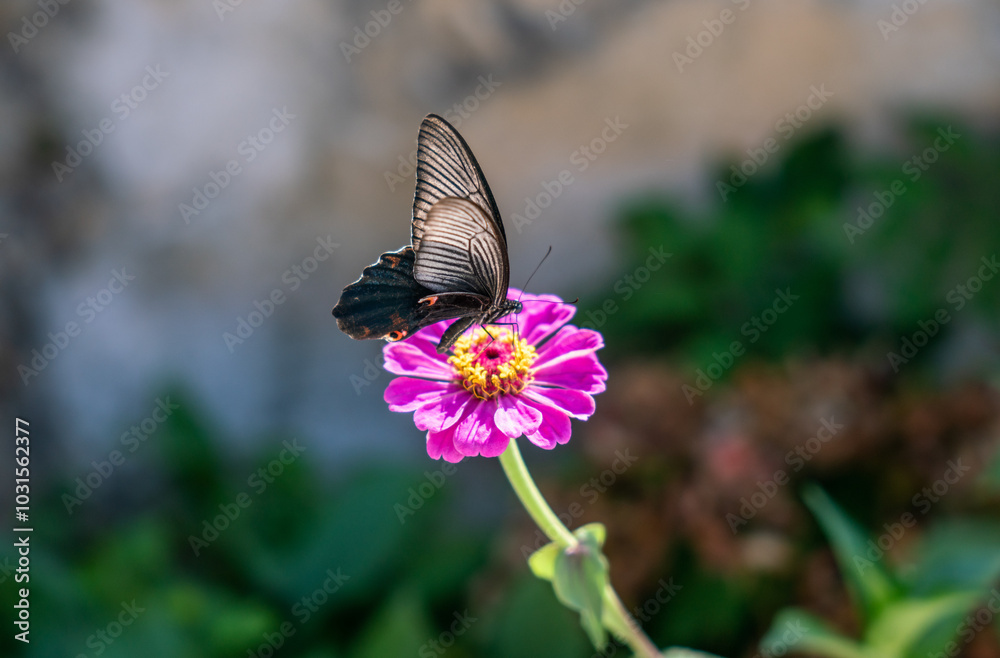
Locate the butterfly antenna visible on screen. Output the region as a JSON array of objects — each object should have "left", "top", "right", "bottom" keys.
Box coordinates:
[
  {"left": 522, "top": 297, "right": 580, "bottom": 304},
  {"left": 515, "top": 246, "right": 579, "bottom": 307},
  {"left": 516, "top": 246, "right": 553, "bottom": 304}
]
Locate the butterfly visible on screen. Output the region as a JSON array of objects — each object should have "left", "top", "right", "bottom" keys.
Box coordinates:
[{"left": 332, "top": 114, "right": 522, "bottom": 353}]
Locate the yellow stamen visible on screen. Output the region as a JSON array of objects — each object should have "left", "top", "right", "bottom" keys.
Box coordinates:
[{"left": 447, "top": 328, "right": 537, "bottom": 400}]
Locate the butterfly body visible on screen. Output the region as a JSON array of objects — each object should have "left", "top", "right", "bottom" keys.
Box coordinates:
[{"left": 333, "top": 115, "right": 521, "bottom": 353}]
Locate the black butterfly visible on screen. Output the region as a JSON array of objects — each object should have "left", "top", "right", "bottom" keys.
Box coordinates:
[{"left": 332, "top": 114, "right": 522, "bottom": 353}]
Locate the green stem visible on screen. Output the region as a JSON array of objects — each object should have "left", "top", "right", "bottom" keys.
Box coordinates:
[
  {"left": 498, "top": 440, "right": 661, "bottom": 658},
  {"left": 499, "top": 437, "right": 576, "bottom": 547}
]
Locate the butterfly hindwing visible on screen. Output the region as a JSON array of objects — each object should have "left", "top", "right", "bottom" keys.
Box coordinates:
[
  {"left": 332, "top": 247, "right": 435, "bottom": 342},
  {"left": 417, "top": 291, "right": 492, "bottom": 324}
]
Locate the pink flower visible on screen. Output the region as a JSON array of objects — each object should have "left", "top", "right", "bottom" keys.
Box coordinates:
[{"left": 383, "top": 290, "right": 607, "bottom": 462}]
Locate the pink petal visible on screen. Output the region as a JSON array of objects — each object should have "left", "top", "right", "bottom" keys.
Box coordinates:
[
  {"left": 413, "top": 386, "right": 474, "bottom": 432},
  {"left": 516, "top": 296, "right": 576, "bottom": 345},
  {"left": 383, "top": 340, "right": 453, "bottom": 380},
  {"left": 427, "top": 423, "right": 465, "bottom": 463},
  {"left": 494, "top": 395, "right": 543, "bottom": 438},
  {"left": 384, "top": 377, "right": 451, "bottom": 411},
  {"left": 523, "top": 386, "right": 596, "bottom": 420},
  {"left": 522, "top": 399, "right": 573, "bottom": 449},
  {"left": 453, "top": 399, "right": 510, "bottom": 457},
  {"left": 532, "top": 354, "right": 608, "bottom": 395},
  {"left": 535, "top": 327, "right": 604, "bottom": 364}
]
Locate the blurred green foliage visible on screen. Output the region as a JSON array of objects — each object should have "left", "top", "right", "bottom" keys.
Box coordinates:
[
  {"left": 763, "top": 486, "right": 1000, "bottom": 658},
  {"left": 591, "top": 120, "right": 1000, "bottom": 373}
]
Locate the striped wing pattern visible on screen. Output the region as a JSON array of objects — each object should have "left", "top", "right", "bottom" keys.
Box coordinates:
[
  {"left": 413, "top": 197, "right": 508, "bottom": 303},
  {"left": 412, "top": 114, "right": 506, "bottom": 251}
]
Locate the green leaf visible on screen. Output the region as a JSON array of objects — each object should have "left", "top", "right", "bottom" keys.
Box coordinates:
[
  {"left": 553, "top": 541, "right": 611, "bottom": 649},
  {"left": 528, "top": 541, "right": 560, "bottom": 582},
  {"left": 762, "top": 608, "right": 867, "bottom": 658},
  {"left": 864, "top": 591, "right": 980, "bottom": 658},
  {"left": 527, "top": 525, "right": 607, "bottom": 583},
  {"left": 574, "top": 523, "right": 607, "bottom": 547},
  {"left": 525, "top": 527, "right": 614, "bottom": 649},
  {"left": 802, "top": 484, "right": 900, "bottom": 619}
]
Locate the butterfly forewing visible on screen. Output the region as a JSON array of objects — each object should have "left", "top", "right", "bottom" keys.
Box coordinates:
[{"left": 412, "top": 115, "right": 506, "bottom": 250}]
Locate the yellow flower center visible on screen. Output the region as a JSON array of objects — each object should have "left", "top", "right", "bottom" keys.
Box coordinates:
[{"left": 447, "top": 328, "right": 537, "bottom": 400}]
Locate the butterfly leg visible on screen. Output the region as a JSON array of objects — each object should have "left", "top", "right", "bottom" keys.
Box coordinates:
[
  {"left": 484, "top": 320, "right": 522, "bottom": 346},
  {"left": 481, "top": 325, "right": 496, "bottom": 345}
]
